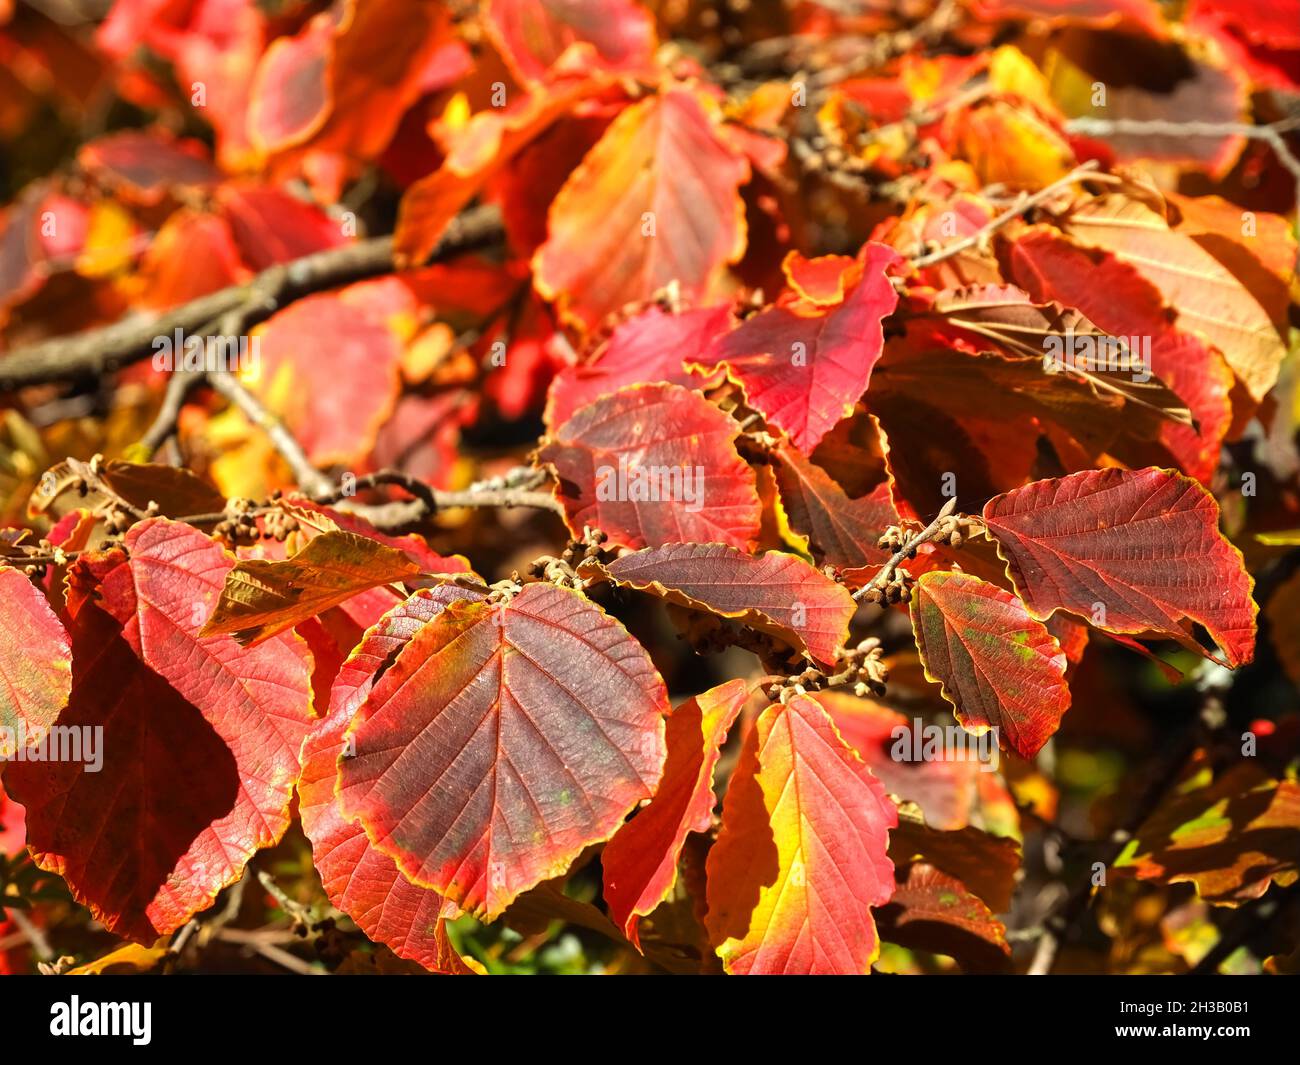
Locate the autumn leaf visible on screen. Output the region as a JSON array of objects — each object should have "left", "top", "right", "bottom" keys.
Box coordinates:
[
  {"left": 911, "top": 570, "right": 1071, "bottom": 758},
  {"left": 250, "top": 0, "right": 455, "bottom": 162},
  {"left": 1061, "top": 194, "right": 1285, "bottom": 402},
  {"left": 875, "top": 863, "right": 1011, "bottom": 972},
  {"left": 771, "top": 442, "right": 896, "bottom": 569},
  {"left": 66, "top": 942, "right": 170, "bottom": 976},
  {"left": 545, "top": 304, "right": 731, "bottom": 428},
  {"left": 484, "top": 0, "right": 656, "bottom": 84},
  {"left": 1114, "top": 761, "right": 1300, "bottom": 904},
  {"left": 602, "top": 678, "right": 749, "bottom": 947},
  {"left": 982, "top": 467, "right": 1257, "bottom": 668},
  {"left": 77, "top": 129, "right": 220, "bottom": 206},
  {"left": 299, "top": 586, "right": 489, "bottom": 974},
  {"left": 927, "top": 284, "right": 1194, "bottom": 429},
  {"left": 538, "top": 382, "right": 762, "bottom": 551},
  {"left": 696, "top": 243, "right": 900, "bottom": 451},
  {"left": 813, "top": 691, "right": 1004, "bottom": 833},
  {"left": 888, "top": 817, "right": 1022, "bottom": 916},
  {"left": 201, "top": 530, "right": 424, "bottom": 646},
  {"left": 0, "top": 566, "right": 72, "bottom": 754},
  {"left": 606, "top": 542, "right": 856, "bottom": 667},
  {"left": 2, "top": 520, "right": 315, "bottom": 941},
  {"left": 395, "top": 76, "right": 606, "bottom": 268},
  {"left": 28, "top": 459, "right": 226, "bottom": 523},
  {"left": 338, "top": 582, "right": 669, "bottom": 919},
  {"left": 704, "top": 694, "right": 897, "bottom": 974},
  {"left": 4, "top": 594, "right": 308, "bottom": 942},
  {"left": 1007, "top": 228, "right": 1234, "bottom": 484},
  {"left": 533, "top": 86, "right": 750, "bottom": 331},
  {"left": 247, "top": 278, "right": 416, "bottom": 467}
]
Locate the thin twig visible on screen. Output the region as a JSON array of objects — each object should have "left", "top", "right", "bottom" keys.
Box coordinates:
[
  {"left": 0, "top": 204, "right": 502, "bottom": 391},
  {"left": 206, "top": 370, "right": 333, "bottom": 497},
  {"left": 852, "top": 496, "right": 958, "bottom": 602},
  {"left": 807, "top": 0, "right": 961, "bottom": 89},
  {"left": 255, "top": 868, "right": 316, "bottom": 927},
  {"left": 167, "top": 919, "right": 200, "bottom": 958},
  {"left": 910, "top": 161, "right": 1101, "bottom": 268},
  {"left": 138, "top": 366, "right": 206, "bottom": 456},
  {"left": 8, "top": 908, "right": 53, "bottom": 962},
  {"left": 1063, "top": 116, "right": 1300, "bottom": 210},
  {"left": 213, "top": 928, "right": 320, "bottom": 975},
  {"left": 316, "top": 467, "right": 563, "bottom": 529}
]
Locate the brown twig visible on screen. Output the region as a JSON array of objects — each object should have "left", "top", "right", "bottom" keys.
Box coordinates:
[
  {"left": 137, "top": 366, "right": 206, "bottom": 456},
  {"left": 212, "top": 928, "right": 320, "bottom": 974},
  {"left": 317, "top": 467, "right": 563, "bottom": 530},
  {"left": 852, "top": 495, "right": 958, "bottom": 602},
  {"left": 205, "top": 370, "right": 334, "bottom": 497},
  {"left": 806, "top": 0, "right": 962, "bottom": 89},
  {"left": 8, "top": 908, "right": 53, "bottom": 962},
  {"left": 910, "top": 161, "right": 1102, "bottom": 268},
  {"left": 0, "top": 204, "right": 502, "bottom": 391},
  {"left": 1063, "top": 116, "right": 1300, "bottom": 215}
]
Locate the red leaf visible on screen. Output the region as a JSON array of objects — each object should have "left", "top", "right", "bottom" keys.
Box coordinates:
[
  {"left": 814, "top": 691, "right": 988, "bottom": 832},
  {"left": 704, "top": 694, "right": 897, "bottom": 974},
  {"left": 0, "top": 776, "right": 24, "bottom": 857},
  {"left": 606, "top": 542, "right": 856, "bottom": 667},
  {"left": 7, "top": 606, "right": 245, "bottom": 942},
  {"left": 136, "top": 208, "right": 246, "bottom": 311},
  {"left": 250, "top": 0, "right": 454, "bottom": 162},
  {"left": 299, "top": 587, "right": 487, "bottom": 973},
  {"left": 248, "top": 278, "right": 415, "bottom": 466},
  {"left": 875, "top": 862, "right": 1011, "bottom": 972},
  {"left": 602, "top": 679, "right": 749, "bottom": 947},
  {"left": 983, "top": 467, "right": 1257, "bottom": 668},
  {"left": 396, "top": 77, "right": 605, "bottom": 268},
  {"left": 1062, "top": 195, "right": 1285, "bottom": 403},
  {"left": 7, "top": 520, "right": 313, "bottom": 941},
  {"left": 771, "top": 442, "right": 895, "bottom": 569},
  {"left": 338, "top": 582, "right": 669, "bottom": 918},
  {"left": 246, "top": 13, "right": 333, "bottom": 153},
  {"left": 77, "top": 129, "right": 219, "bottom": 205},
  {"left": 545, "top": 304, "right": 731, "bottom": 428},
  {"left": 781, "top": 251, "right": 860, "bottom": 306},
  {"left": 1007, "top": 228, "right": 1234, "bottom": 484},
  {"left": 911, "top": 570, "right": 1071, "bottom": 758},
  {"left": 696, "top": 244, "right": 900, "bottom": 451},
  {"left": 538, "top": 382, "right": 762, "bottom": 551},
  {"left": 216, "top": 183, "right": 348, "bottom": 272}
]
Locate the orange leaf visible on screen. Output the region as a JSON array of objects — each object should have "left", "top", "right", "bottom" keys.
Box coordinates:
[
  {"left": 602, "top": 679, "right": 749, "bottom": 947},
  {"left": 533, "top": 86, "right": 749, "bottom": 331},
  {"left": 705, "top": 694, "right": 897, "bottom": 974}
]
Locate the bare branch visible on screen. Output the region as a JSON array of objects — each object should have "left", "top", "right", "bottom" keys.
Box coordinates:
[
  {"left": 1063, "top": 116, "right": 1300, "bottom": 210},
  {"left": 852, "top": 495, "right": 958, "bottom": 602},
  {"left": 0, "top": 204, "right": 502, "bottom": 391},
  {"left": 910, "top": 161, "right": 1102, "bottom": 268},
  {"left": 206, "top": 369, "right": 334, "bottom": 497},
  {"left": 138, "top": 366, "right": 206, "bottom": 456},
  {"left": 321, "top": 467, "right": 563, "bottom": 531}
]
